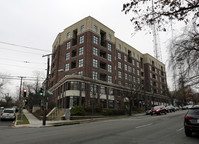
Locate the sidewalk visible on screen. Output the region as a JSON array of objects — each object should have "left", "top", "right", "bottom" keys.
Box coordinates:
[
  {"left": 14, "top": 109, "right": 70, "bottom": 128},
  {"left": 14, "top": 109, "right": 145, "bottom": 128}
]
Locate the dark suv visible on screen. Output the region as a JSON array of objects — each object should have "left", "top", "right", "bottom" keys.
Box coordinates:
[
  {"left": 184, "top": 106, "right": 199, "bottom": 136},
  {"left": 150, "top": 106, "right": 167, "bottom": 115}
]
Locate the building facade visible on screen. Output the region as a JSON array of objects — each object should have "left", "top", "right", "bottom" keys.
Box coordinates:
[{"left": 49, "top": 16, "right": 169, "bottom": 109}]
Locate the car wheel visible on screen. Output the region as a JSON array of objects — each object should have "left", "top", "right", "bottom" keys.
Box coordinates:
[
  {"left": 151, "top": 114, "right": 153, "bottom": 116},
  {"left": 185, "top": 129, "right": 192, "bottom": 137},
  {"left": 164, "top": 112, "right": 167, "bottom": 115}
]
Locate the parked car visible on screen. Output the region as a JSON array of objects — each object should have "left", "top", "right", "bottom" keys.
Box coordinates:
[
  {"left": 1, "top": 108, "right": 16, "bottom": 121},
  {"left": 150, "top": 106, "right": 167, "bottom": 115},
  {"left": 0, "top": 107, "right": 4, "bottom": 114},
  {"left": 184, "top": 106, "right": 199, "bottom": 136},
  {"left": 12, "top": 106, "right": 19, "bottom": 113},
  {"left": 146, "top": 108, "right": 151, "bottom": 115},
  {"left": 165, "top": 106, "right": 172, "bottom": 113}
]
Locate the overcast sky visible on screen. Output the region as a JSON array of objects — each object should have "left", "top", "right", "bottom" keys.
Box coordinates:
[{"left": 0, "top": 0, "right": 185, "bottom": 98}]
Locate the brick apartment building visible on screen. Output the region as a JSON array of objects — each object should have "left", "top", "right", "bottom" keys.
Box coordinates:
[{"left": 48, "top": 16, "right": 169, "bottom": 110}]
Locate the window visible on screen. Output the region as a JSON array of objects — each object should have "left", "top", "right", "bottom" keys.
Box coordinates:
[
  {"left": 124, "top": 64, "right": 127, "bottom": 71},
  {"left": 108, "top": 34, "right": 111, "bottom": 40},
  {"left": 118, "top": 52, "right": 121, "bottom": 59},
  {"left": 125, "top": 73, "right": 128, "bottom": 80},
  {"left": 94, "top": 25, "right": 98, "bottom": 32},
  {"left": 79, "top": 47, "right": 84, "bottom": 55},
  {"left": 133, "top": 76, "right": 136, "bottom": 82},
  {"left": 132, "top": 59, "right": 135, "bottom": 65},
  {"left": 128, "top": 66, "right": 132, "bottom": 72},
  {"left": 108, "top": 54, "right": 112, "bottom": 61},
  {"left": 78, "top": 71, "right": 83, "bottom": 75},
  {"left": 66, "top": 42, "right": 71, "bottom": 49},
  {"left": 118, "top": 44, "right": 121, "bottom": 50},
  {"left": 149, "top": 66, "right": 152, "bottom": 71},
  {"left": 67, "top": 32, "right": 70, "bottom": 38},
  {"left": 108, "top": 43, "right": 112, "bottom": 51},
  {"left": 65, "top": 63, "right": 69, "bottom": 71},
  {"left": 108, "top": 76, "right": 112, "bottom": 83},
  {"left": 92, "top": 71, "right": 98, "bottom": 80},
  {"left": 150, "top": 73, "right": 152, "bottom": 78},
  {"left": 125, "top": 83, "right": 128, "bottom": 87},
  {"left": 137, "top": 70, "right": 140, "bottom": 76},
  {"left": 93, "top": 59, "right": 98, "bottom": 68},
  {"left": 108, "top": 64, "right": 112, "bottom": 72},
  {"left": 150, "top": 80, "right": 153, "bottom": 86},
  {"left": 133, "top": 68, "right": 135, "bottom": 74},
  {"left": 124, "top": 56, "right": 127, "bottom": 62},
  {"left": 129, "top": 75, "right": 132, "bottom": 81},
  {"left": 132, "top": 52, "right": 135, "bottom": 58},
  {"left": 93, "top": 47, "right": 98, "bottom": 56},
  {"left": 129, "top": 84, "right": 132, "bottom": 88},
  {"left": 78, "top": 59, "right": 83, "bottom": 67},
  {"left": 124, "top": 47, "right": 127, "bottom": 53},
  {"left": 93, "top": 36, "right": 98, "bottom": 44},
  {"left": 80, "top": 36, "right": 84, "bottom": 44},
  {"left": 118, "top": 62, "right": 122, "bottom": 69},
  {"left": 137, "top": 62, "right": 140, "bottom": 68},
  {"left": 118, "top": 81, "right": 122, "bottom": 85},
  {"left": 118, "top": 71, "right": 122, "bottom": 78},
  {"left": 81, "top": 25, "right": 85, "bottom": 32},
  {"left": 66, "top": 52, "right": 70, "bottom": 60},
  {"left": 137, "top": 78, "right": 140, "bottom": 84},
  {"left": 137, "top": 54, "right": 140, "bottom": 60}
]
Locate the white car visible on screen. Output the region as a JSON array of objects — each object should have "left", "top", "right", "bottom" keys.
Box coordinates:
[{"left": 1, "top": 108, "right": 16, "bottom": 120}]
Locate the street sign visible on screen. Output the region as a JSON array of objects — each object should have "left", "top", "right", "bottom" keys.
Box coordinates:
[{"left": 47, "top": 90, "right": 53, "bottom": 95}]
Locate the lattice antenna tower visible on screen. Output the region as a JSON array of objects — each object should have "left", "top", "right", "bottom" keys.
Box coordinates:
[{"left": 151, "top": 0, "right": 162, "bottom": 62}]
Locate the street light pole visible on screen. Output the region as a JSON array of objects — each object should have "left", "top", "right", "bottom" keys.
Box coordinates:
[{"left": 42, "top": 54, "right": 51, "bottom": 126}]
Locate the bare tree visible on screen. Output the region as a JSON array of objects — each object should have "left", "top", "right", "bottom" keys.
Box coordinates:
[
  {"left": 0, "top": 73, "right": 10, "bottom": 96},
  {"left": 169, "top": 24, "right": 199, "bottom": 87},
  {"left": 122, "top": 0, "right": 199, "bottom": 32}
]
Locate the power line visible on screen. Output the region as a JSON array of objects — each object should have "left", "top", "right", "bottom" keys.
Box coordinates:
[
  {"left": 0, "top": 41, "right": 51, "bottom": 52},
  {"left": 0, "top": 75, "right": 45, "bottom": 81},
  {"left": 0, "top": 57, "right": 46, "bottom": 65},
  {"left": 0, "top": 47, "right": 45, "bottom": 56},
  {"left": 0, "top": 63, "right": 45, "bottom": 70}
]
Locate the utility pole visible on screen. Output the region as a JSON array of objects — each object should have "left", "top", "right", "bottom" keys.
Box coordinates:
[
  {"left": 18, "top": 76, "right": 25, "bottom": 123},
  {"left": 42, "top": 54, "right": 51, "bottom": 126}
]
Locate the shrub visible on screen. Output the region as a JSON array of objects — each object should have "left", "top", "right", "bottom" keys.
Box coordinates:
[
  {"left": 103, "top": 109, "right": 126, "bottom": 116},
  {"left": 71, "top": 106, "right": 86, "bottom": 116},
  {"left": 84, "top": 106, "right": 92, "bottom": 114},
  {"left": 103, "top": 109, "right": 113, "bottom": 116},
  {"left": 95, "top": 103, "right": 103, "bottom": 113}
]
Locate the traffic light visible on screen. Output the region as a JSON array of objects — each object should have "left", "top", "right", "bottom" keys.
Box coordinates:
[
  {"left": 24, "top": 98, "right": 28, "bottom": 105},
  {"left": 39, "top": 88, "right": 43, "bottom": 96},
  {"left": 23, "top": 89, "right": 27, "bottom": 97}
]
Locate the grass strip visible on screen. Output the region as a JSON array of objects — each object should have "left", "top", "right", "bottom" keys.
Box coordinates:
[
  {"left": 16, "top": 113, "right": 30, "bottom": 125},
  {"left": 50, "top": 115, "right": 128, "bottom": 126}
]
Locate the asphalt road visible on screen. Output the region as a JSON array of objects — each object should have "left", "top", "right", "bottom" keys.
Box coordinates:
[
  {"left": 0, "top": 110, "right": 198, "bottom": 144},
  {"left": 0, "top": 118, "right": 14, "bottom": 130}
]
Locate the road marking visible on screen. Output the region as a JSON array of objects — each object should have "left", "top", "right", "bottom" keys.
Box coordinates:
[
  {"left": 136, "top": 123, "right": 152, "bottom": 129},
  {"left": 176, "top": 127, "right": 184, "bottom": 132}
]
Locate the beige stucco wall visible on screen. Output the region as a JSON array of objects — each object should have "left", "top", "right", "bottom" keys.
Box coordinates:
[
  {"left": 52, "top": 16, "right": 166, "bottom": 70},
  {"left": 52, "top": 16, "right": 115, "bottom": 52},
  {"left": 143, "top": 53, "right": 166, "bottom": 71}
]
